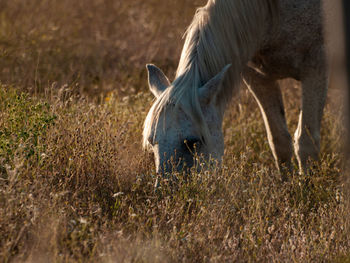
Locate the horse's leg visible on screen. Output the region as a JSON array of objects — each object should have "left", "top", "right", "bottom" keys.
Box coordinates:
[
  {"left": 294, "top": 67, "right": 328, "bottom": 173},
  {"left": 243, "top": 67, "right": 293, "bottom": 176}
]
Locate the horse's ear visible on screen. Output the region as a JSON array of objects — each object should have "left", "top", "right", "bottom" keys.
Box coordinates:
[
  {"left": 146, "top": 64, "right": 170, "bottom": 97},
  {"left": 199, "top": 64, "right": 231, "bottom": 104}
]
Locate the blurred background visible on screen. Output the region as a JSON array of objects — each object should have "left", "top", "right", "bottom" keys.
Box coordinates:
[{"left": 0, "top": 0, "right": 207, "bottom": 97}]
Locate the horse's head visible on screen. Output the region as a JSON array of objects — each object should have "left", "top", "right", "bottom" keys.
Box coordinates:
[{"left": 143, "top": 64, "right": 230, "bottom": 176}]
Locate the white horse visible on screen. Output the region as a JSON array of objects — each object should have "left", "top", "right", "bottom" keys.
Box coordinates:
[{"left": 143, "top": 0, "right": 328, "bottom": 177}]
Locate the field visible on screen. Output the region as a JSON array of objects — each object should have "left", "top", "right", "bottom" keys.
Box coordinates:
[{"left": 0, "top": 0, "right": 350, "bottom": 262}]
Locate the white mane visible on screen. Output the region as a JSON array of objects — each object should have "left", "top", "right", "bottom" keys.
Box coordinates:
[{"left": 143, "top": 0, "right": 279, "bottom": 149}]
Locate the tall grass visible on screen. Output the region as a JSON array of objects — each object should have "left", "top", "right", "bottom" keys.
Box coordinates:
[{"left": 0, "top": 0, "right": 349, "bottom": 262}]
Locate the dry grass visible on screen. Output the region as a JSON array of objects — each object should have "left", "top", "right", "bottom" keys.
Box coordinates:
[{"left": 0, "top": 0, "right": 349, "bottom": 262}]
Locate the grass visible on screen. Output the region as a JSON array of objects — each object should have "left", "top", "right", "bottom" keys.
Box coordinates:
[{"left": 0, "top": 0, "right": 349, "bottom": 262}]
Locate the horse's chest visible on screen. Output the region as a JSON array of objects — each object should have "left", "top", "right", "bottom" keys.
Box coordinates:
[
  {"left": 252, "top": 0, "right": 324, "bottom": 81},
  {"left": 252, "top": 48, "right": 305, "bottom": 80}
]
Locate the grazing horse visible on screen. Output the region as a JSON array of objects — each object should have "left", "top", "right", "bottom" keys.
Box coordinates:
[{"left": 143, "top": 0, "right": 328, "bottom": 176}]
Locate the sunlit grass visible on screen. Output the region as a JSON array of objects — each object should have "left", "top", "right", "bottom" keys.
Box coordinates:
[
  {"left": 0, "top": 86, "right": 348, "bottom": 262},
  {"left": 0, "top": 0, "right": 349, "bottom": 262}
]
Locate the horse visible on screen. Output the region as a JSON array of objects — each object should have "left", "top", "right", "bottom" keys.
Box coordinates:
[{"left": 143, "top": 0, "right": 328, "bottom": 177}]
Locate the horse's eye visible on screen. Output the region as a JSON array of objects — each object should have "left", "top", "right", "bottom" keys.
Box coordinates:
[{"left": 183, "top": 138, "right": 201, "bottom": 153}]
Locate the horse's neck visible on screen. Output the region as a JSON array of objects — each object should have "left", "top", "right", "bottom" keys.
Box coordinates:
[{"left": 176, "top": 0, "right": 277, "bottom": 114}]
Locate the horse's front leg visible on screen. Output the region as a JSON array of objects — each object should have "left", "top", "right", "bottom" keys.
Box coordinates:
[
  {"left": 294, "top": 66, "right": 328, "bottom": 173},
  {"left": 243, "top": 67, "right": 293, "bottom": 178}
]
